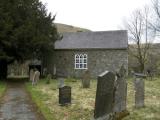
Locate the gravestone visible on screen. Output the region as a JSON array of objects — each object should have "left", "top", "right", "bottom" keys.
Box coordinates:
[
  {"left": 94, "top": 71, "right": 115, "bottom": 120},
  {"left": 59, "top": 86, "right": 71, "bottom": 105},
  {"left": 82, "top": 70, "right": 91, "bottom": 88},
  {"left": 32, "top": 70, "right": 40, "bottom": 86},
  {"left": 134, "top": 77, "right": 145, "bottom": 108},
  {"left": 29, "top": 69, "right": 34, "bottom": 81},
  {"left": 58, "top": 78, "right": 65, "bottom": 88},
  {"left": 46, "top": 74, "right": 51, "bottom": 84},
  {"left": 114, "top": 65, "right": 129, "bottom": 119}
]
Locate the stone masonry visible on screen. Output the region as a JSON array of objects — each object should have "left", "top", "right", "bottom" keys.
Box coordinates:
[{"left": 51, "top": 49, "right": 128, "bottom": 78}]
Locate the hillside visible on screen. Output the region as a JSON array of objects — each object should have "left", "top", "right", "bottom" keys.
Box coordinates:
[{"left": 55, "top": 23, "right": 91, "bottom": 33}]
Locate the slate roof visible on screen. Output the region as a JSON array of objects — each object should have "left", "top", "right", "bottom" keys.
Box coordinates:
[{"left": 54, "top": 30, "right": 128, "bottom": 49}]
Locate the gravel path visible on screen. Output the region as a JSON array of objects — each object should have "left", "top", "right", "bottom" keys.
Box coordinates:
[{"left": 0, "top": 82, "right": 45, "bottom": 120}]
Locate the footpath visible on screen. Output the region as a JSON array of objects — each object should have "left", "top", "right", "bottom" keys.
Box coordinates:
[{"left": 0, "top": 80, "right": 45, "bottom": 120}]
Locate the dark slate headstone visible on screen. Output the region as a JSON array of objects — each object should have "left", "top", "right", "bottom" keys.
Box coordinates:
[
  {"left": 114, "top": 65, "right": 129, "bottom": 119},
  {"left": 59, "top": 86, "right": 71, "bottom": 105},
  {"left": 82, "top": 70, "right": 91, "bottom": 88},
  {"left": 134, "top": 78, "right": 145, "bottom": 108},
  {"left": 94, "top": 71, "right": 115, "bottom": 120}
]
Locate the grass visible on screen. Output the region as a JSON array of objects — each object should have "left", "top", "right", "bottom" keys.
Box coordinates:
[
  {"left": 26, "top": 77, "right": 160, "bottom": 120},
  {"left": 0, "top": 81, "right": 7, "bottom": 98},
  {"left": 124, "top": 77, "right": 160, "bottom": 120}
]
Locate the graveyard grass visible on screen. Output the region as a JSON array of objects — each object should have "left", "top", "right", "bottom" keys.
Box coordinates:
[
  {"left": 0, "top": 81, "right": 6, "bottom": 98},
  {"left": 124, "top": 77, "right": 160, "bottom": 120},
  {"left": 26, "top": 77, "right": 160, "bottom": 120}
]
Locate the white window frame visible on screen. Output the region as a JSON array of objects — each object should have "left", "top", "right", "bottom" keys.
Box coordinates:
[{"left": 75, "top": 54, "right": 88, "bottom": 69}]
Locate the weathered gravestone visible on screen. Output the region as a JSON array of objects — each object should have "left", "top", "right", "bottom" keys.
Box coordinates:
[
  {"left": 59, "top": 86, "right": 71, "bottom": 106},
  {"left": 46, "top": 74, "right": 51, "bottom": 84},
  {"left": 58, "top": 78, "right": 65, "bottom": 88},
  {"left": 134, "top": 73, "right": 146, "bottom": 108},
  {"left": 114, "top": 65, "right": 129, "bottom": 119},
  {"left": 82, "top": 70, "right": 91, "bottom": 88},
  {"left": 32, "top": 70, "right": 40, "bottom": 86},
  {"left": 94, "top": 71, "right": 115, "bottom": 120}
]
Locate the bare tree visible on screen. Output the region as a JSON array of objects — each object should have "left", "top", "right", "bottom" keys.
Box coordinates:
[
  {"left": 125, "top": 8, "right": 151, "bottom": 73},
  {"left": 151, "top": 0, "right": 160, "bottom": 35}
]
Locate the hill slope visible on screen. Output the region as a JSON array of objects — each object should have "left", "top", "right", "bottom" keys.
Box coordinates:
[{"left": 55, "top": 23, "right": 91, "bottom": 33}]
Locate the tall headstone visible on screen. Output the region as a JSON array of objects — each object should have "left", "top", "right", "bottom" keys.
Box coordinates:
[
  {"left": 114, "top": 65, "right": 129, "bottom": 119},
  {"left": 82, "top": 70, "right": 91, "bottom": 88},
  {"left": 32, "top": 70, "right": 40, "bottom": 86},
  {"left": 59, "top": 86, "right": 71, "bottom": 106},
  {"left": 134, "top": 77, "right": 145, "bottom": 108},
  {"left": 94, "top": 71, "right": 115, "bottom": 120}
]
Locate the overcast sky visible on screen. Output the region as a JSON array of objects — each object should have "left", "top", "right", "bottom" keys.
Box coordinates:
[{"left": 40, "top": 0, "right": 151, "bottom": 31}]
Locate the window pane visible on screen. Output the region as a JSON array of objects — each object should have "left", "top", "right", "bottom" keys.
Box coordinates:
[
  {"left": 80, "top": 64, "right": 83, "bottom": 68},
  {"left": 84, "top": 64, "right": 87, "bottom": 68},
  {"left": 76, "top": 64, "right": 79, "bottom": 68},
  {"left": 84, "top": 59, "right": 87, "bottom": 63},
  {"left": 80, "top": 58, "right": 83, "bottom": 63},
  {"left": 80, "top": 55, "right": 83, "bottom": 58},
  {"left": 76, "top": 55, "right": 79, "bottom": 58},
  {"left": 84, "top": 54, "right": 87, "bottom": 58},
  {"left": 76, "top": 59, "right": 79, "bottom": 63}
]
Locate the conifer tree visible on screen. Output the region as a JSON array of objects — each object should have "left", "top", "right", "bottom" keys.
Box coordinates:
[{"left": 0, "top": 0, "right": 60, "bottom": 79}]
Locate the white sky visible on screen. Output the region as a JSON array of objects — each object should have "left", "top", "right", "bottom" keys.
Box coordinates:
[{"left": 40, "top": 0, "right": 151, "bottom": 31}]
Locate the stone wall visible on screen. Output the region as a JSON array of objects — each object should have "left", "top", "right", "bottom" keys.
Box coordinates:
[{"left": 47, "top": 49, "right": 128, "bottom": 78}]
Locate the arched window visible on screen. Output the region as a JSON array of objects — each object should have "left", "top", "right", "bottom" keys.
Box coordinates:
[{"left": 75, "top": 54, "right": 87, "bottom": 69}]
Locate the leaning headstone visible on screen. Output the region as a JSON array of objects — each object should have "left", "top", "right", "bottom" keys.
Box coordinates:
[
  {"left": 29, "top": 69, "right": 34, "bottom": 81},
  {"left": 114, "top": 65, "right": 129, "bottom": 119},
  {"left": 94, "top": 71, "right": 115, "bottom": 120},
  {"left": 59, "top": 86, "right": 71, "bottom": 106},
  {"left": 32, "top": 70, "right": 40, "bottom": 86},
  {"left": 82, "top": 70, "right": 91, "bottom": 88},
  {"left": 134, "top": 75, "right": 145, "bottom": 108},
  {"left": 58, "top": 78, "right": 65, "bottom": 88}
]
